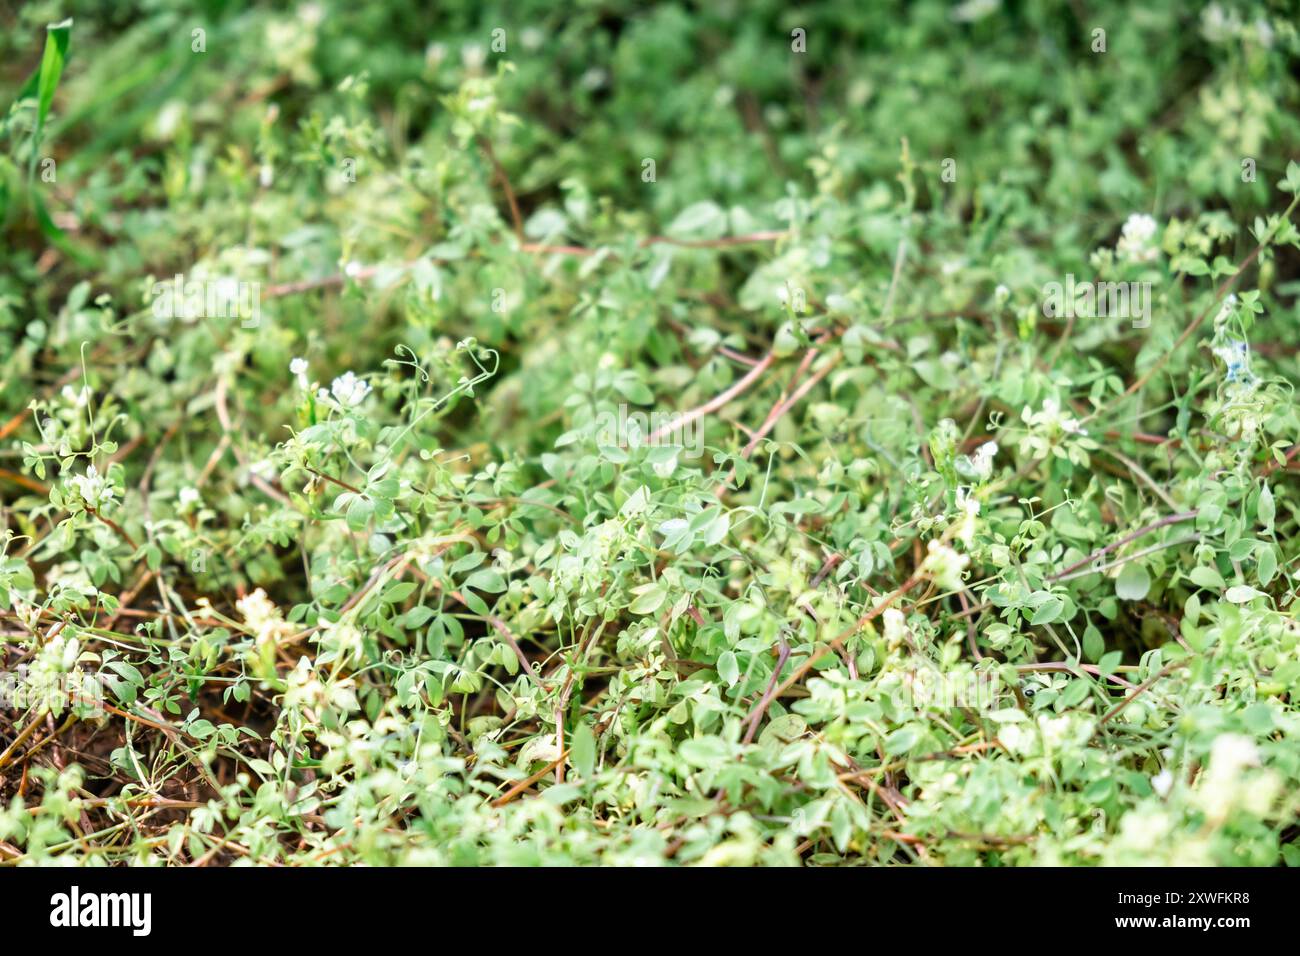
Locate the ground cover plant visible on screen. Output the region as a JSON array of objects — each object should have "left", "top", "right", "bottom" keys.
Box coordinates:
[{"left": 2, "top": 0, "right": 1300, "bottom": 866}]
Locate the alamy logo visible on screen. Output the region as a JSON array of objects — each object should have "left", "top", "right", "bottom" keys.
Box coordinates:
[
  {"left": 149, "top": 273, "right": 261, "bottom": 328},
  {"left": 593, "top": 404, "right": 705, "bottom": 459},
  {"left": 1041, "top": 274, "right": 1152, "bottom": 328},
  {"left": 49, "top": 886, "right": 151, "bottom": 936}
]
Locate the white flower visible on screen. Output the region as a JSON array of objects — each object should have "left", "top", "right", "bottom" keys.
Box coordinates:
[
  {"left": 954, "top": 487, "right": 981, "bottom": 545},
  {"left": 921, "top": 540, "right": 969, "bottom": 591},
  {"left": 70, "top": 464, "right": 113, "bottom": 508},
  {"left": 999, "top": 722, "right": 1035, "bottom": 755},
  {"left": 882, "top": 607, "right": 908, "bottom": 647},
  {"left": 236, "top": 588, "right": 293, "bottom": 647},
  {"left": 178, "top": 487, "right": 201, "bottom": 509},
  {"left": 1208, "top": 734, "right": 1259, "bottom": 775},
  {"left": 290, "top": 357, "right": 309, "bottom": 388},
  {"left": 1116, "top": 213, "right": 1160, "bottom": 264},
  {"left": 1196, "top": 733, "right": 1276, "bottom": 825},
  {"left": 1151, "top": 768, "right": 1174, "bottom": 798},
  {"left": 329, "top": 371, "right": 371, "bottom": 407},
  {"left": 970, "top": 440, "right": 998, "bottom": 480},
  {"left": 994, "top": 284, "right": 1010, "bottom": 305},
  {"left": 60, "top": 384, "right": 91, "bottom": 407},
  {"left": 461, "top": 43, "right": 487, "bottom": 71},
  {"left": 1024, "top": 398, "right": 1087, "bottom": 436},
  {"left": 343, "top": 260, "right": 363, "bottom": 278}
]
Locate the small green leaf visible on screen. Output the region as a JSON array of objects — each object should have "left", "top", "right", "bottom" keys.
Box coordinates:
[
  {"left": 1115, "top": 563, "right": 1150, "bottom": 601},
  {"left": 1188, "top": 565, "right": 1224, "bottom": 590},
  {"left": 569, "top": 720, "right": 595, "bottom": 779},
  {"left": 717, "top": 650, "right": 739, "bottom": 688},
  {"left": 629, "top": 585, "right": 666, "bottom": 615},
  {"left": 1257, "top": 482, "right": 1275, "bottom": 530}
]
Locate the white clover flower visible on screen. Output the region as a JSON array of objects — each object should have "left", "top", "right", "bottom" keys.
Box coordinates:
[
  {"left": 882, "top": 607, "right": 908, "bottom": 647},
  {"left": 1116, "top": 213, "right": 1160, "bottom": 264},
  {"left": 1115, "top": 804, "right": 1174, "bottom": 852},
  {"left": 461, "top": 43, "right": 487, "bottom": 71},
  {"left": 999, "top": 722, "right": 1035, "bottom": 755},
  {"left": 290, "top": 356, "right": 309, "bottom": 389},
  {"left": 1023, "top": 398, "right": 1087, "bottom": 437},
  {"left": 1208, "top": 734, "right": 1259, "bottom": 775},
  {"left": 329, "top": 371, "right": 371, "bottom": 407},
  {"left": 921, "top": 540, "right": 969, "bottom": 591},
  {"left": 1151, "top": 768, "right": 1174, "bottom": 798},
  {"left": 70, "top": 464, "right": 113, "bottom": 509},
  {"left": 1196, "top": 733, "right": 1276, "bottom": 825},
  {"left": 954, "top": 487, "right": 981, "bottom": 545},
  {"left": 318, "top": 618, "right": 365, "bottom": 662},
  {"left": 237, "top": 587, "right": 293, "bottom": 647},
  {"left": 1200, "top": 3, "right": 1241, "bottom": 43},
  {"left": 1039, "top": 714, "right": 1072, "bottom": 749},
  {"left": 970, "top": 440, "right": 998, "bottom": 480},
  {"left": 60, "top": 384, "right": 91, "bottom": 407}
]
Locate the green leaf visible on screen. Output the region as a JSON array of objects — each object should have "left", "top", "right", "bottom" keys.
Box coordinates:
[
  {"left": 629, "top": 585, "right": 666, "bottom": 615},
  {"left": 464, "top": 569, "right": 506, "bottom": 593},
  {"left": 569, "top": 720, "right": 595, "bottom": 779},
  {"left": 884, "top": 725, "right": 920, "bottom": 755},
  {"left": 1257, "top": 545, "right": 1278, "bottom": 586},
  {"left": 679, "top": 735, "right": 731, "bottom": 767},
  {"left": 1083, "top": 624, "right": 1104, "bottom": 663},
  {"left": 1030, "top": 595, "right": 1064, "bottom": 625},
  {"left": 1257, "top": 482, "right": 1275, "bottom": 530},
  {"left": 717, "top": 650, "right": 739, "bottom": 688},
  {"left": 16, "top": 19, "right": 72, "bottom": 153},
  {"left": 1188, "top": 565, "right": 1224, "bottom": 590},
  {"left": 1115, "top": 563, "right": 1150, "bottom": 601}
]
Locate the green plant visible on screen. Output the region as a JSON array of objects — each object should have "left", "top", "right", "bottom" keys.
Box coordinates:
[{"left": 2, "top": 0, "right": 1300, "bottom": 867}]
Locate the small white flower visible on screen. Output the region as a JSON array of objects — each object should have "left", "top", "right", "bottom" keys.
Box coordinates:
[
  {"left": 954, "top": 487, "right": 981, "bottom": 545},
  {"left": 994, "top": 284, "right": 1010, "bottom": 305},
  {"left": 1152, "top": 768, "right": 1174, "bottom": 798},
  {"left": 290, "top": 357, "right": 309, "bottom": 389},
  {"left": 178, "top": 487, "right": 201, "bottom": 509},
  {"left": 237, "top": 587, "right": 293, "bottom": 647},
  {"left": 330, "top": 371, "right": 371, "bottom": 407},
  {"left": 70, "top": 464, "right": 113, "bottom": 508},
  {"left": 1117, "top": 213, "right": 1160, "bottom": 264},
  {"left": 1024, "top": 399, "right": 1088, "bottom": 437},
  {"left": 970, "top": 441, "right": 998, "bottom": 480},
  {"left": 882, "top": 607, "right": 908, "bottom": 647},
  {"left": 60, "top": 384, "right": 91, "bottom": 407},
  {"left": 343, "top": 260, "right": 363, "bottom": 278},
  {"left": 461, "top": 43, "right": 487, "bottom": 71},
  {"left": 1208, "top": 734, "right": 1259, "bottom": 775},
  {"left": 921, "top": 540, "right": 969, "bottom": 591}
]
